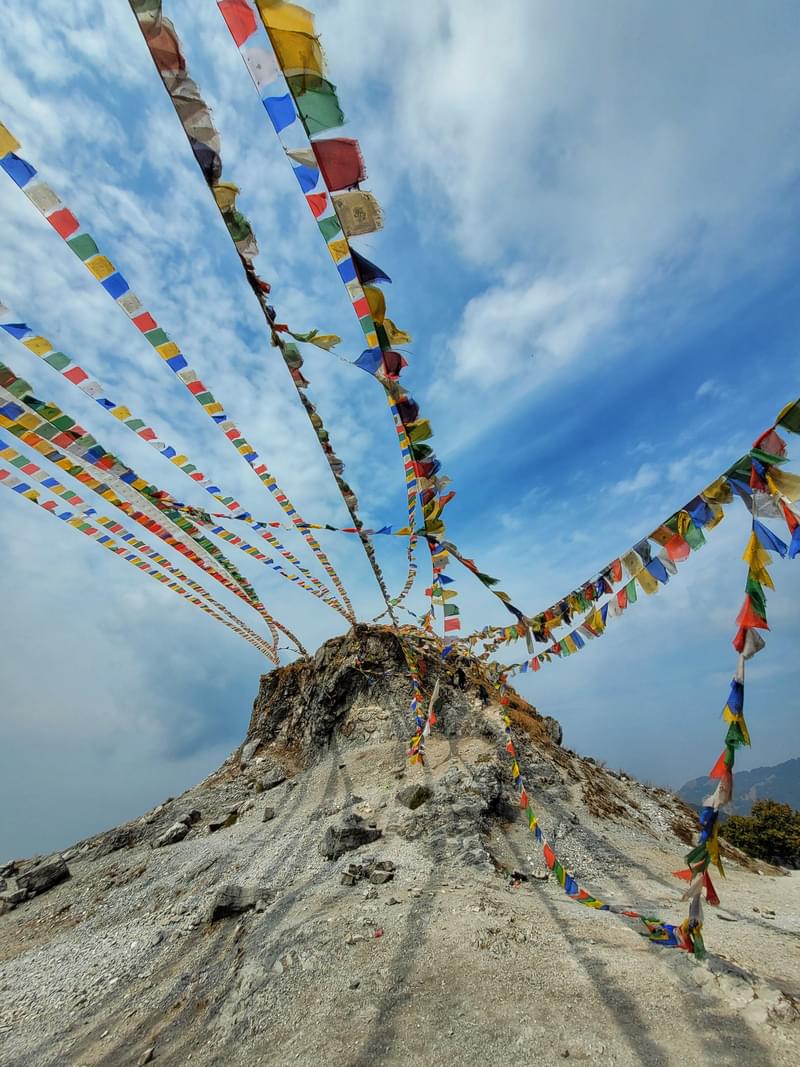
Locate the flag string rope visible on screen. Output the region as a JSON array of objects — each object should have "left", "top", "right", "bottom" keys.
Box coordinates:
[
  {"left": 0, "top": 433, "right": 276, "bottom": 658},
  {"left": 128, "top": 2, "right": 396, "bottom": 625},
  {"left": 0, "top": 125, "right": 354, "bottom": 623},
  {"left": 0, "top": 459, "right": 275, "bottom": 658},
  {"left": 0, "top": 305, "right": 350, "bottom": 619}
]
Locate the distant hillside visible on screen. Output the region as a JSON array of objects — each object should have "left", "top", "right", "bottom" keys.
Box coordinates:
[{"left": 679, "top": 757, "right": 800, "bottom": 815}]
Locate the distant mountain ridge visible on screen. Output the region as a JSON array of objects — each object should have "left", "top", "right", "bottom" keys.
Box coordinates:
[{"left": 679, "top": 757, "right": 800, "bottom": 815}]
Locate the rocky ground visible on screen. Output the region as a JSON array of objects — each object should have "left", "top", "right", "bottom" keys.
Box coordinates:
[{"left": 1, "top": 627, "right": 798, "bottom": 1066}]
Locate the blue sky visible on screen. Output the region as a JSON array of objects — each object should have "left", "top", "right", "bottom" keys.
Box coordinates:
[{"left": 1, "top": 0, "right": 800, "bottom": 860}]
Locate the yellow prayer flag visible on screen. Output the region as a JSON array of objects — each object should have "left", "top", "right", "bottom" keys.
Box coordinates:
[
  {"left": 769, "top": 468, "right": 800, "bottom": 502},
  {"left": 205, "top": 402, "right": 224, "bottom": 416},
  {"left": 22, "top": 336, "right": 54, "bottom": 356},
  {"left": 364, "top": 285, "right": 386, "bottom": 324},
  {"left": 309, "top": 334, "right": 341, "bottom": 351},
  {"left": 156, "top": 341, "right": 181, "bottom": 360},
  {"left": 212, "top": 182, "right": 239, "bottom": 212},
  {"left": 0, "top": 122, "right": 21, "bottom": 157},
  {"left": 256, "top": 1, "right": 315, "bottom": 36},
  {"left": 266, "top": 26, "right": 323, "bottom": 76},
  {"left": 636, "top": 568, "right": 659, "bottom": 595},
  {"left": 383, "top": 317, "right": 411, "bottom": 345},
  {"left": 85, "top": 255, "right": 116, "bottom": 281},
  {"left": 111, "top": 406, "right": 132, "bottom": 421},
  {"left": 702, "top": 476, "right": 733, "bottom": 505},
  {"left": 364, "top": 331, "right": 379, "bottom": 349},
  {"left": 327, "top": 238, "right": 349, "bottom": 262}
]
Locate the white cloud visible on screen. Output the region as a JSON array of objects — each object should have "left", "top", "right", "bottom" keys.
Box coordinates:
[{"left": 610, "top": 463, "right": 659, "bottom": 496}]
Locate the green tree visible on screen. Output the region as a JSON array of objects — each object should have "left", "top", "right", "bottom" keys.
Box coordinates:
[{"left": 721, "top": 799, "right": 800, "bottom": 867}]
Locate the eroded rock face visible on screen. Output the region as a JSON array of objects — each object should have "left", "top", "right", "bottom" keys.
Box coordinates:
[{"left": 245, "top": 624, "right": 557, "bottom": 762}]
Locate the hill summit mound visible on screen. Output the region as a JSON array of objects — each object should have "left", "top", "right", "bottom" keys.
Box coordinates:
[{"left": 1, "top": 626, "right": 798, "bottom": 1066}]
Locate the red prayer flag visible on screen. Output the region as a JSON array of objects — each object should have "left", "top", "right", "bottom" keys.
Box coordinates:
[
  {"left": 47, "top": 208, "right": 79, "bottom": 238},
  {"left": 312, "top": 138, "right": 366, "bottom": 191},
  {"left": 519, "top": 788, "right": 529, "bottom": 809},
  {"left": 306, "top": 192, "right": 328, "bottom": 217},
  {"left": 218, "top": 0, "right": 257, "bottom": 46},
  {"left": 708, "top": 749, "right": 729, "bottom": 779},
  {"left": 543, "top": 843, "right": 556, "bottom": 869}
]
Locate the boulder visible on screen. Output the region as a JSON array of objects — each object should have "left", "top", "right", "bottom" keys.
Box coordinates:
[
  {"left": 206, "top": 883, "right": 276, "bottom": 922},
  {"left": 240, "top": 737, "right": 262, "bottom": 768},
  {"left": 396, "top": 784, "right": 433, "bottom": 810},
  {"left": 262, "top": 806, "right": 276, "bottom": 822},
  {"left": 179, "top": 810, "right": 202, "bottom": 826},
  {"left": 208, "top": 810, "right": 239, "bottom": 833},
  {"left": 16, "top": 857, "right": 70, "bottom": 898},
  {"left": 154, "top": 822, "right": 189, "bottom": 848},
  {"left": 543, "top": 716, "right": 563, "bottom": 746},
  {"left": 320, "top": 814, "right": 382, "bottom": 860},
  {"left": 260, "top": 767, "right": 286, "bottom": 791}
]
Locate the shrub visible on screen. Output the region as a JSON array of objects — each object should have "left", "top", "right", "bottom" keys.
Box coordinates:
[{"left": 721, "top": 799, "right": 800, "bottom": 868}]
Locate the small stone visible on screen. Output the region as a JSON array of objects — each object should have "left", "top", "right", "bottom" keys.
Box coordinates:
[
  {"left": 179, "top": 810, "right": 201, "bottom": 826},
  {"left": 341, "top": 873, "right": 358, "bottom": 887},
  {"left": 363, "top": 887, "right": 377, "bottom": 900},
  {"left": 385, "top": 897, "right": 400, "bottom": 906},
  {"left": 138, "top": 1048, "right": 155, "bottom": 1065},
  {"left": 374, "top": 860, "right": 396, "bottom": 872},
  {"left": 262, "top": 807, "right": 275, "bottom": 822},
  {"left": 208, "top": 810, "right": 239, "bottom": 833},
  {"left": 396, "top": 784, "right": 433, "bottom": 810},
  {"left": 349, "top": 980, "right": 360, "bottom": 990},
  {"left": 154, "top": 822, "right": 189, "bottom": 848}
]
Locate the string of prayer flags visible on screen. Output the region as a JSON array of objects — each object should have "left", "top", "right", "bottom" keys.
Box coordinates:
[
  {"left": 0, "top": 433, "right": 276, "bottom": 658},
  {"left": 217, "top": 0, "right": 418, "bottom": 612},
  {"left": 0, "top": 121, "right": 355, "bottom": 624},
  {"left": 218, "top": 0, "right": 518, "bottom": 630},
  {"left": 0, "top": 366, "right": 308, "bottom": 655},
  {"left": 0, "top": 305, "right": 350, "bottom": 619},
  {"left": 492, "top": 675, "right": 705, "bottom": 954},
  {"left": 675, "top": 412, "right": 799, "bottom": 939},
  {"left": 0, "top": 451, "right": 276, "bottom": 660},
  {"left": 470, "top": 395, "right": 800, "bottom": 658},
  {"left": 131, "top": 2, "right": 397, "bottom": 625}
]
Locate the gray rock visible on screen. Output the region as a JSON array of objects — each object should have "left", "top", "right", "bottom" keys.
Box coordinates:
[
  {"left": 0, "top": 878, "right": 5, "bottom": 893},
  {"left": 154, "top": 822, "right": 189, "bottom": 848},
  {"left": 179, "top": 810, "right": 201, "bottom": 826},
  {"left": 320, "top": 814, "right": 382, "bottom": 860},
  {"left": 374, "top": 860, "right": 396, "bottom": 872},
  {"left": 207, "top": 884, "right": 276, "bottom": 922},
  {"left": 208, "top": 810, "right": 239, "bottom": 833},
  {"left": 369, "top": 870, "right": 394, "bottom": 885},
  {"left": 262, "top": 806, "right": 276, "bottom": 822},
  {"left": 0, "top": 861, "right": 16, "bottom": 878},
  {"left": 138, "top": 1049, "right": 155, "bottom": 1065},
  {"left": 396, "top": 784, "right": 433, "bottom": 810},
  {"left": 240, "top": 737, "right": 262, "bottom": 768},
  {"left": 16, "top": 857, "right": 70, "bottom": 898},
  {"left": 260, "top": 767, "right": 286, "bottom": 791},
  {"left": 542, "top": 716, "right": 563, "bottom": 746}
]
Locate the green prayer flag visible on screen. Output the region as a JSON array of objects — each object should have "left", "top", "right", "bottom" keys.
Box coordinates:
[
  {"left": 66, "top": 233, "right": 99, "bottom": 260},
  {"left": 625, "top": 578, "right": 637, "bottom": 604},
  {"left": 682, "top": 523, "right": 706, "bottom": 550},
  {"left": 44, "top": 352, "right": 70, "bottom": 371},
  {"left": 776, "top": 398, "right": 800, "bottom": 435},
  {"left": 287, "top": 77, "right": 345, "bottom": 135},
  {"left": 145, "top": 328, "right": 170, "bottom": 348},
  {"left": 318, "top": 215, "right": 342, "bottom": 241},
  {"left": 745, "top": 577, "right": 768, "bottom": 619}
]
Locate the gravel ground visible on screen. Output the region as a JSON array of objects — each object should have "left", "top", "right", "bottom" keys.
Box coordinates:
[{"left": 1, "top": 707, "right": 798, "bottom": 1067}]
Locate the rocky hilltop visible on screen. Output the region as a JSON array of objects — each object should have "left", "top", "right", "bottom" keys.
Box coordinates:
[{"left": 0, "top": 626, "right": 798, "bottom": 1066}]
